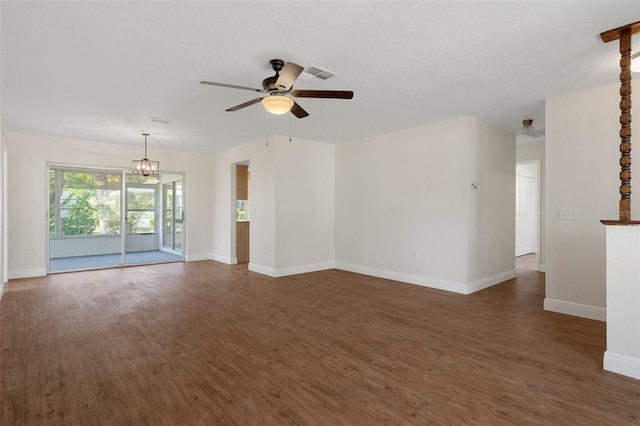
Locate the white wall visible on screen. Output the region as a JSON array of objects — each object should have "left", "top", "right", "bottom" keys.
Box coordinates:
[
  {"left": 603, "top": 226, "right": 640, "bottom": 379},
  {"left": 274, "top": 137, "right": 335, "bottom": 273},
  {"left": 0, "top": 116, "right": 6, "bottom": 297},
  {"left": 335, "top": 116, "right": 515, "bottom": 294},
  {"left": 466, "top": 119, "right": 516, "bottom": 288},
  {"left": 517, "top": 140, "right": 544, "bottom": 162},
  {"left": 211, "top": 138, "right": 276, "bottom": 267},
  {"left": 516, "top": 162, "right": 537, "bottom": 178},
  {"left": 49, "top": 235, "right": 121, "bottom": 258},
  {"left": 545, "top": 81, "right": 640, "bottom": 320},
  {"left": 211, "top": 135, "right": 335, "bottom": 276},
  {"left": 6, "top": 132, "right": 215, "bottom": 278},
  {"left": 517, "top": 140, "right": 545, "bottom": 268}
]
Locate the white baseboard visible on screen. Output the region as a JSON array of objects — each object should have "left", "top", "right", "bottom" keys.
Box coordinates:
[
  {"left": 205, "top": 254, "right": 236, "bottom": 264},
  {"left": 8, "top": 268, "right": 47, "bottom": 280},
  {"left": 273, "top": 262, "right": 335, "bottom": 277},
  {"left": 335, "top": 263, "right": 515, "bottom": 295},
  {"left": 539, "top": 263, "right": 546, "bottom": 272},
  {"left": 183, "top": 253, "right": 212, "bottom": 262},
  {"left": 604, "top": 351, "right": 640, "bottom": 380},
  {"left": 544, "top": 298, "right": 606, "bottom": 321},
  {"left": 335, "top": 262, "right": 468, "bottom": 294},
  {"left": 336, "top": 263, "right": 516, "bottom": 294},
  {"left": 248, "top": 263, "right": 276, "bottom": 277},
  {"left": 467, "top": 270, "right": 517, "bottom": 294},
  {"left": 248, "top": 261, "right": 334, "bottom": 278},
  {"left": 0, "top": 281, "right": 3, "bottom": 300}
]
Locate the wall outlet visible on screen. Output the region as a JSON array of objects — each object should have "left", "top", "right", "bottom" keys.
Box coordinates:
[{"left": 559, "top": 208, "right": 579, "bottom": 220}]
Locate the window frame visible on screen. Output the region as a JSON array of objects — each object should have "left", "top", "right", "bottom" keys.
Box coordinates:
[
  {"left": 49, "top": 167, "right": 122, "bottom": 238},
  {"left": 125, "top": 182, "right": 159, "bottom": 235}
]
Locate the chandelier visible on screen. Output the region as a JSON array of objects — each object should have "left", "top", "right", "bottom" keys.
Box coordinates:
[{"left": 131, "top": 133, "right": 159, "bottom": 177}]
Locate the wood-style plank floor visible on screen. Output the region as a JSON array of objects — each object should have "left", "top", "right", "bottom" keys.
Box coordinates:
[{"left": 1, "top": 261, "right": 639, "bottom": 425}]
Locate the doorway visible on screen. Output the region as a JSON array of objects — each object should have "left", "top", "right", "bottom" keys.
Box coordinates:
[
  {"left": 47, "top": 165, "right": 185, "bottom": 272},
  {"left": 235, "top": 162, "right": 250, "bottom": 264},
  {"left": 162, "top": 176, "right": 183, "bottom": 253},
  {"left": 515, "top": 161, "right": 540, "bottom": 270}
]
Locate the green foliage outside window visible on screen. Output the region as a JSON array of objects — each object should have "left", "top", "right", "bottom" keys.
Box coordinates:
[
  {"left": 49, "top": 169, "right": 121, "bottom": 237},
  {"left": 49, "top": 169, "right": 161, "bottom": 237},
  {"left": 126, "top": 187, "right": 156, "bottom": 234},
  {"left": 236, "top": 200, "right": 248, "bottom": 221}
]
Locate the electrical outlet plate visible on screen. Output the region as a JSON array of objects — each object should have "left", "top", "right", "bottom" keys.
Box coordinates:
[{"left": 559, "top": 208, "right": 579, "bottom": 220}]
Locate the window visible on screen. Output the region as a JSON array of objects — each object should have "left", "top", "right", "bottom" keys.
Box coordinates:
[
  {"left": 49, "top": 168, "right": 121, "bottom": 237},
  {"left": 126, "top": 182, "right": 157, "bottom": 234},
  {"left": 236, "top": 200, "right": 249, "bottom": 221}
]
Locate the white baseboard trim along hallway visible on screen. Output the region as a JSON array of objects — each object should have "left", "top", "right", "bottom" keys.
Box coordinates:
[
  {"left": 603, "top": 351, "right": 640, "bottom": 380},
  {"left": 335, "top": 263, "right": 515, "bottom": 295},
  {"left": 544, "top": 298, "right": 606, "bottom": 322}
]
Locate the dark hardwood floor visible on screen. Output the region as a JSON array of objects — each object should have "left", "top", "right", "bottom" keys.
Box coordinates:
[{"left": 1, "top": 261, "right": 639, "bottom": 425}]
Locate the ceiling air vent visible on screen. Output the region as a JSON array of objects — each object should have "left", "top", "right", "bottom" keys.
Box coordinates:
[
  {"left": 303, "top": 65, "right": 338, "bottom": 80},
  {"left": 149, "top": 116, "right": 171, "bottom": 124}
]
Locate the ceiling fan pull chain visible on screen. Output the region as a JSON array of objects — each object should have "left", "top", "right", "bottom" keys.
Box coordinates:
[{"left": 289, "top": 114, "right": 292, "bottom": 142}]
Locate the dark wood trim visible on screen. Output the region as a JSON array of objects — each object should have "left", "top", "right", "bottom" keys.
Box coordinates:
[
  {"left": 600, "top": 22, "right": 635, "bottom": 222},
  {"left": 618, "top": 27, "right": 632, "bottom": 221},
  {"left": 600, "top": 220, "right": 640, "bottom": 226},
  {"left": 236, "top": 221, "right": 250, "bottom": 263},
  {"left": 236, "top": 164, "right": 249, "bottom": 200},
  {"left": 600, "top": 20, "right": 640, "bottom": 42}
]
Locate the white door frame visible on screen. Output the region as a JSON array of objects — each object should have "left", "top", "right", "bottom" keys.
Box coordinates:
[{"left": 516, "top": 159, "right": 542, "bottom": 271}]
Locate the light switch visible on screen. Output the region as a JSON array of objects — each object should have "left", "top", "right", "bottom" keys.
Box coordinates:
[{"left": 559, "top": 208, "right": 579, "bottom": 220}]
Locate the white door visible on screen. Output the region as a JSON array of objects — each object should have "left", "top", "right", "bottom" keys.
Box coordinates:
[{"left": 515, "top": 171, "right": 537, "bottom": 257}]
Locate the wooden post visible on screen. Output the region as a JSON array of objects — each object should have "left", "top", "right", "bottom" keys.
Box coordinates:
[
  {"left": 618, "top": 27, "right": 632, "bottom": 222},
  {"left": 600, "top": 21, "right": 640, "bottom": 225},
  {"left": 600, "top": 22, "right": 640, "bottom": 381}
]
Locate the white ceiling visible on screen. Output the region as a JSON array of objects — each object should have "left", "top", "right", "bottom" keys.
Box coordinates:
[{"left": 2, "top": 1, "right": 639, "bottom": 154}]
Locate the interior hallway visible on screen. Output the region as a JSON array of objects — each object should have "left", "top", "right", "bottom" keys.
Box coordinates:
[{"left": 516, "top": 253, "right": 539, "bottom": 272}]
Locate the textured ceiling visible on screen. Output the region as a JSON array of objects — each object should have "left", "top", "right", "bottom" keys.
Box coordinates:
[{"left": 1, "top": 1, "right": 639, "bottom": 154}]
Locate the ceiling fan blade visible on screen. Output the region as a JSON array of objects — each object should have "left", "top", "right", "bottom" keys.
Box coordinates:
[
  {"left": 275, "top": 62, "right": 304, "bottom": 91},
  {"left": 201, "top": 81, "right": 266, "bottom": 93},
  {"left": 290, "top": 89, "right": 354, "bottom": 99},
  {"left": 226, "top": 97, "right": 264, "bottom": 112},
  {"left": 290, "top": 101, "right": 309, "bottom": 119}
]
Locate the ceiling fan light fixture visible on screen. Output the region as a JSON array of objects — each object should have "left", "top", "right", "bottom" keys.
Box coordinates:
[
  {"left": 520, "top": 119, "right": 535, "bottom": 135},
  {"left": 632, "top": 52, "right": 640, "bottom": 73},
  {"left": 261, "top": 94, "right": 294, "bottom": 115}
]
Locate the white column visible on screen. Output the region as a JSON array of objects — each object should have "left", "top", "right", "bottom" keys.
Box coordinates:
[{"left": 604, "top": 225, "right": 640, "bottom": 379}]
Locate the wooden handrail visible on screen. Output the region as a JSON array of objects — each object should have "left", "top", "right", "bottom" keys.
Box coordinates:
[{"left": 600, "top": 21, "right": 640, "bottom": 42}]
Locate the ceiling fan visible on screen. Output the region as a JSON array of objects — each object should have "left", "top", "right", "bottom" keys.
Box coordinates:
[
  {"left": 520, "top": 119, "right": 545, "bottom": 138},
  {"left": 200, "top": 59, "right": 354, "bottom": 119}
]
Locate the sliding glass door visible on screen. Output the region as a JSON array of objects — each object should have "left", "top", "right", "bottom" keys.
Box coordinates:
[
  {"left": 48, "top": 168, "right": 123, "bottom": 271},
  {"left": 48, "top": 166, "right": 185, "bottom": 272},
  {"left": 162, "top": 179, "right": 183, "bottom": 252},
  {"left": 124, "top": 174, "right": 160, "bottom": 265}
]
